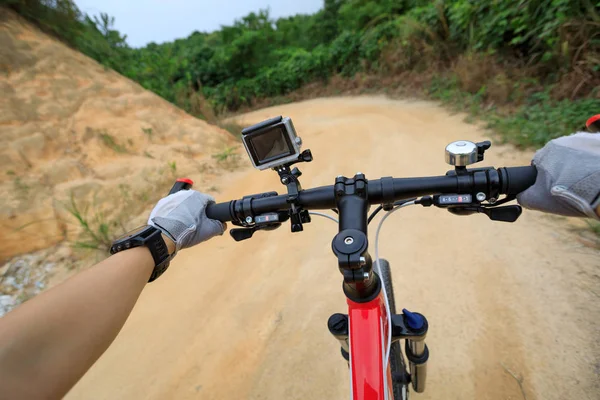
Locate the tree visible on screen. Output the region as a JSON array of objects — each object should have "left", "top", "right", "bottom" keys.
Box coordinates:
[
  {"left": 319, "top": 0, "right": 344, "bottom": 42},
  {"left": 92, "top": 12, "right": 128, "bottom": 49}
]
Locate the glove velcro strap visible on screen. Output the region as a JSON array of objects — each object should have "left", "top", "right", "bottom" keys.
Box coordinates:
[{"left": 152, "top": 217, "right": 192, "bottom": 253}]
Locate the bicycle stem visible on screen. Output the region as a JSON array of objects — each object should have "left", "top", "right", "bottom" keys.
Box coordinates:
[{"left": 331, "top": 173, "right": 379, "bottom": 301}]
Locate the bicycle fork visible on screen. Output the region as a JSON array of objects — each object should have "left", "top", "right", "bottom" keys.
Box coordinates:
[{"left": 328, "top": 308, "right": 429, "bottom": 393}]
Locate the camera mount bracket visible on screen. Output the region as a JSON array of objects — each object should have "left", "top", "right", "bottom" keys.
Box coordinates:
[{"left": 274, "top": 149, "right": 313, "bottom": 232}]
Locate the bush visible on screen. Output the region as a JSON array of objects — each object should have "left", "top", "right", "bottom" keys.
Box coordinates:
[
  {"left": 5, "top": 0, "right": 84, "bottom": 46},
  {"left": 488, "top": 96, "right": 600, "bottom": 148}
]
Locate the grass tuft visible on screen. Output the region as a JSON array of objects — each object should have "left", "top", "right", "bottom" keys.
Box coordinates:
[
  {"left": 13, "top": 177, "right": 30, "bottom": 200},
  {"left": 64, "top": 194, "right": 114, "bottom": 251},
  {"left": 212, "top": 147, "right": 238, "bottom": 162},
  {"left": 98, "top": 131, "right": 127, "bottom": 153}
]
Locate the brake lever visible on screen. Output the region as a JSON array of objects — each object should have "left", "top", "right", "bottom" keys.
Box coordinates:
[
  {"left": 447, "top": 205, "right": 522, "bottom": 222},
  {"left": 230, "top": 223, "right": 283, "bottom": 241},
  {"left": 230, "top": 227, "right": 257, "bottom": 241},
  {"left": 484, "top": 205, "right": 522, "bottom": 222}
]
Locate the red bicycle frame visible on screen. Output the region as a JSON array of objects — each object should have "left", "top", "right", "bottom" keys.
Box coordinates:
[{"left": 348, "top": 292, "right": 393, "bottom": 400}]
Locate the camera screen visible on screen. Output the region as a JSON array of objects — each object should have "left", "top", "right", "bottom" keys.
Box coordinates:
[{"left": 249, "top": 126, "right": 293, "bottom": 163}]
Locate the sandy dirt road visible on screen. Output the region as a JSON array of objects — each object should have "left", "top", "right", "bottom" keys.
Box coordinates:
[{"left": 67, "top": 97, "right": 599, "bottom": 400}]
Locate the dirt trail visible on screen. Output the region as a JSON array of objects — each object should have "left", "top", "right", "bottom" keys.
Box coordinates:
[{"left": 67, "top": 96, "right": 599, "bottom": 400}]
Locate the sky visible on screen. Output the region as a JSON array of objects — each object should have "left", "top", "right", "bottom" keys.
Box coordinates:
[{"left": 75, "top": 0, "right": 324, "bottom": 48}]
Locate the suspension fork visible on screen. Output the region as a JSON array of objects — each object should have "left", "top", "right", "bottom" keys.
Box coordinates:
[{"left": 328, "top": 311, "right": 430, "bottom": 394}]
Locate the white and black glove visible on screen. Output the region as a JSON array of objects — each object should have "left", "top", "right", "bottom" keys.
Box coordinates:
[
  {"left": 517, "top": 132, "right": 600, "bottom": 220},
  {"left": 148, "top": 190, "right": 226, "bottom": 254}
]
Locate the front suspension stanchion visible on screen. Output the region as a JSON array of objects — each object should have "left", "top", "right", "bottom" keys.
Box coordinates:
[
  {"left": 391, "top": 310, "right": 429, "bottom": 393},
  {"left": 327, "top": 313, "right": 350, "bottom": 365},
  {"left": 406, "top": 339, "right": 428, "bottom": 393},
  {"left": 327, "top": 309, "right": 430, "bottom": 392}
]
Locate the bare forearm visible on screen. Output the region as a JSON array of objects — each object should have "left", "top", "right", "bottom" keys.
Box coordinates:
[{"left": 0, "top": 247, "right": 154, "bottom": 399}]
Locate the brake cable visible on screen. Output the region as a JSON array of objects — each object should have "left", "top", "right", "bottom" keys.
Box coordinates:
[
  {"left": 374, "top": 201, "right": 416, "bottom": 371},
  {"left": 368, "top": 198, "right": 416, "bottom": 224}
]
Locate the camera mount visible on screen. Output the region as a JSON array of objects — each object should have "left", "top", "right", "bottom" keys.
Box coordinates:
[{"left": 274, "top": 149, "right": 313, "bottom": 232}]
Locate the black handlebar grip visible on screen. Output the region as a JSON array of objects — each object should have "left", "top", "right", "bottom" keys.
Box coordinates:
[
  {"left": 206, "top": 201, "right": 234, "bottom": 222},
  {"left": 501, "top": 166, "right": 538, "bottom": 196},
  {"left": 168, "top": 178, "right": 194, "bottom": 195}
]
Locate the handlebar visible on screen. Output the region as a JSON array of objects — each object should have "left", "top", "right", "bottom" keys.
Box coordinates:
[
  {"left": 502, "top": 166, "right": 538, "bottom": 195},
  {"left": 205, "top": 166, "right": 537, "bottom": 223},
  {"left": 169, "top": 164, "right": 536, "bottom": 398}
]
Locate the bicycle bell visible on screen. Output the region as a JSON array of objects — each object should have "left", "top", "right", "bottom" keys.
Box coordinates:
[{"left": 445, "top": 140, "right": 478, "bottom": 166}]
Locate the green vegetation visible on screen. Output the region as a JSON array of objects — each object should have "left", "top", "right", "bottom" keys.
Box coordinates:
[
  {"left": 13, "top": 177, "right": 30, "bottom": 199},
  {"left": 217, "top": 120, "right": 245, "bottom": 138},
  {"left": 168, "top": 161, "right": 177, "bottom": 174},
  {"left": 427, "top": 78, "right": 599, "bottom": 148},
  {"left": 5, "top": 0, "right": 128, "bottom": 72},
  {"left": 6, "top": 0, "right": 600, "bottom": 148},
  {"left": 61, "top": 171, "right": 176, "bottom": 252},
  {"left": 587, "top": 221, "right": 600, "bottom": 236},
  {"left": 98, "top": 131, "right": 127, "bottom": 153},
  {"left": 212, "top": 147, "right": 238, "bottom": 162},
  {"left": 65, "top": 195, "right": 114, "bottom": 251},
  {"left": 141, "top": 127, "right": 153, "bottom": 137}
]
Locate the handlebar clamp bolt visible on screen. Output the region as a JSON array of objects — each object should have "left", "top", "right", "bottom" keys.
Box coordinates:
[
  {"left": 359, "top": 256, "right": 366, "bottom": 266},
  {"left": 344, "top": 237, "right": 354, "bottom": 245},
  {"left": 476, "top": 192, "right": 486, "bottom": 201},
  {"left": 489, "top": 197, "right": 497, "bottom": 204},
  {"left": 245, "top": 216, "right": 253, "bottom": 224}
]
